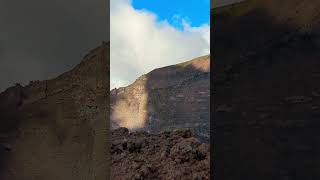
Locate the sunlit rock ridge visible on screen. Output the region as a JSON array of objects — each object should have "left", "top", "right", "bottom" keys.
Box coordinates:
[{"left": 110, "top": 55, "right": 210, "bottom": 143}]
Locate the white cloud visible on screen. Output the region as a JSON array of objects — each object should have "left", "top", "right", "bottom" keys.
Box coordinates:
[{"left": 110, "top": 0, "right": 210, "bottom": 89}]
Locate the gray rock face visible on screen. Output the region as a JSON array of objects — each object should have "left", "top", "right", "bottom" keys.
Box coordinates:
[
  {"left": 0, "top": 43, "right": 109, "bottom": 180},
  {"left": 111, "top": 55, "right": 210, "bottom": 143}
]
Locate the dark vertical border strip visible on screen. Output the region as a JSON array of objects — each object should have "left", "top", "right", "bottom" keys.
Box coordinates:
[{"left": 210, "top": 6, "right": 215, "bottom": 180}]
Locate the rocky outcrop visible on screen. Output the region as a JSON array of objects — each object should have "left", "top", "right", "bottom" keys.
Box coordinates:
[
  {"left": 111, "top": 127, "right": 210, "bottom": 180},
  {"left": 212, "top": 0, "right": 320, "bottom": 179},
  {"left": 110, "top": 55, "right": 210, "bottom": 143},
  {"left": 0, "top": 43, "right": 109, "bottom": 180},
  {"left": 212, "top": 0, "right": 245, "bottom": 8}
]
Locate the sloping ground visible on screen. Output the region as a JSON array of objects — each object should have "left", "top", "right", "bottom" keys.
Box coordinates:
[
  {"left": 212, "top": 0, "right": 245, "bottom": 8},
  {"left": 0, "top": 43, "right": 109, "bottom": 180},
  {"left": 111, "top": 55, "right": 210, "bottom": 143},
  {"left": 111, "top": 128, "right": 210, "bottom": 180},
  {"left": 212, "top": 0, "right": 320, "bottom": 179}
]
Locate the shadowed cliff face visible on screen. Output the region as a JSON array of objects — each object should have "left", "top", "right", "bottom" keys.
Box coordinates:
[
  {"left": 0, "top": 43, "right": 109, "bottom": 180},
  {"left": 212, "top": 0, "right": 320, "bottom": 179},
  {"left": 111, "top": 55, "right": 210, "bottom": 143}
]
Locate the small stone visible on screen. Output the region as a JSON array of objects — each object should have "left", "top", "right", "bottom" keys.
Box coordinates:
[
  {"left": 285, "top": 96, "right": 312, "bottom": 103},
  {"left": 216, "top": 104, "right": 233, "bottom": 112},
  {"left": 312, "top": 91, "right": 320, "bottom": 97},
  {"left": 173, "top": 129, "right": 193, "bottom": 138}
]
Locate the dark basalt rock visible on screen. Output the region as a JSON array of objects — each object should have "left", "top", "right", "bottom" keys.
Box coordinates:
[{"left": 212, "top": 0, "right": 320, "bottom": 179}]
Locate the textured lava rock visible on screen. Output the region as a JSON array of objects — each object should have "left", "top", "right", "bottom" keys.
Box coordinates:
[{"left": 111, "top": 127, "right": 210, "bottom": 180}]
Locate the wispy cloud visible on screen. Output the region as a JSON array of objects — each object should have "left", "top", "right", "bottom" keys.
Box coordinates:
[{"left": 110, "top": 0, "right": 210, "bottom": 89}]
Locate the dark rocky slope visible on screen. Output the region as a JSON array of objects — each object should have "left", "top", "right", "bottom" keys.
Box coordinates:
[
  {"left": 111, "top": 55, "right": 210, "bottom": 143},
  {"left": 212, "top": 0, "right": 320, "bottom": 179},
  {"left": 0, "top": 43, "right": 109, "bottom": 180}
]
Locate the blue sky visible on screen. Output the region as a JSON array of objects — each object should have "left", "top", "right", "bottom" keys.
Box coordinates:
[
  {"left": 111, "top": 0, "right": 210, "bottom": 89},
  {"left": 132, "top": 0, "right": 210, "bottom": 29}
]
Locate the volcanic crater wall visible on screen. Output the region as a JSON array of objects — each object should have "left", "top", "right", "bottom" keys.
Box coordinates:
[
  {"left": 0, "top": 43, "right": 109, "bottom": 180},
  {"left": 111, "top": 55, "right": 210, "bottom": 143}
]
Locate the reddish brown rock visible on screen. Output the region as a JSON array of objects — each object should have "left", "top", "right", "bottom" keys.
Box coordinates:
[{"left": 111, "top": 128, "right": 210, "bottom": 180}]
